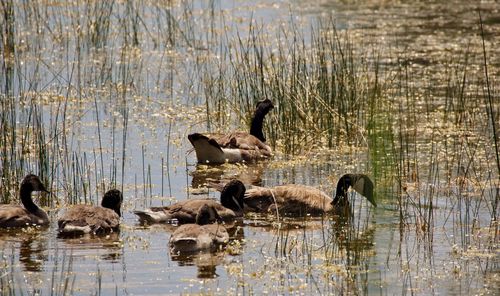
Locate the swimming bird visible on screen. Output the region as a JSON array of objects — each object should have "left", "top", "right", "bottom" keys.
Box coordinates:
[
  {"left": 188, "top": 99, "right": 274, "bottom": 164},
  {"left": 169, "top": 204, "right": 229, "bottom": 254},
  {"left": 243, "top": 174, "right": 376, "bottom": 216},
  {"left": 134, "top": 179, "right": 245, "bottom": 224},
  {"left": 58, "top": 189, "right": 123, "bottom": 235},
  {"left": 0, "top": 174, "right": 50, "bottom": 227}
]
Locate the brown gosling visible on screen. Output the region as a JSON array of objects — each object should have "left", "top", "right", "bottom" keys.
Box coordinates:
[{"left": 169, "top": 204, "right": 229, "bottom": 254}]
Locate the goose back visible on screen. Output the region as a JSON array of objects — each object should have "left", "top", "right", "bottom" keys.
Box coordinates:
[
  {"left": 58, "top": 189, "right": 123, "bottom": 235},
  {"left": 135, "top": 198, "right": 239, "bottom": 224},
  {"left": 0, "top": 174, "right": 49, "bottom": 228},
  {"left": 188, "top": 132, "right": 271, "bottom": 164},
  {"left": 169, "top": 205, "right": 229, "bottom": 253},
  {"left": 243, "top": 174, "right": 376, "bottom": 216},
  {"left": 188, "top": 99, "right": 274, "bottom": 164},
  {"left": 134, "top": 180, "right": 245, "bottom": 224},
  {"left": 58, "top": 205, "right": 120, "bottom": 234},
  {"left": 0, "top": 205, "right": 49, "bottom": 227},
  {"left": 244, "top": 184, "right": 334, "bottom": 215},
  {"left": 169, "top": 223, "right": 229, "bottom": 253}
]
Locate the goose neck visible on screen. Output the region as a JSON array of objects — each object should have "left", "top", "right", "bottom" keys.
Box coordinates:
[
  {"left": 250, "top": 109, "right": 267, "bottom": 142},
  {"left": 20, "top": 186, "right": 39, "bottom": 213}
]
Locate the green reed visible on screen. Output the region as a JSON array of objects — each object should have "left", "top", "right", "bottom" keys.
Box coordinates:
[
  {"left": 196, "top": 10, "right": 499, "bottom": 252},
  {"left": 387, "top": 15, "right": 499, "bottom": 248},
  {"left": 1, "top": 0, "right": 497, "bottom": 258},
  {"left": 200, "top": 18, "right": 384, "bottom": 155},
  {"left": 479, "top": 11, "right": 499, "bottom": 224}
]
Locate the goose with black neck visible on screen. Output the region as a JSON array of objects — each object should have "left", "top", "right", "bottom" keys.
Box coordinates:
[
  {"left": 188, "top": 99, "right": 274, "bottom": 164},
  {"left": 0, "top": 174, "right": 50, "bottom": 228}
]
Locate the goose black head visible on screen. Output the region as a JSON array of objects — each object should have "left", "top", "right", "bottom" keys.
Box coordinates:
[
  {"left": 196, "top": 204, "right": 222, "bottom": 225},
  {"left": 21, "top": 174, "right": 49, "bottom": 193},
  {"left": 101, "top": 189, "right": 123, "bottom": 217},
  {"left": 19, "top": 174, "right": 49, "bottom": 213},
  {"left": 255, "top": 98, "right": 274, "bottom": 115},
  {"left": 331, "top": 174, "right": 376, "bottom": 208},
  {"left": 220, "top": 180, "right": 246, "bottom": 213}
]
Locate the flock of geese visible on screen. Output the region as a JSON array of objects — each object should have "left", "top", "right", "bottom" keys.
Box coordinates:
[{"left": 0, "top": 99, "right": 377, "bottom": 255}]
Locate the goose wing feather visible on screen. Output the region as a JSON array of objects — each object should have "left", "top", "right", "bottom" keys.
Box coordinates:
[
  {"left": 245, "top": 184, "right": 333, "bottom": 215},
  {"left": 0, "top": 205, "right": 48, "bottom": 227},
  {"left": 189, "top": 132, "right": 271, "bottom": 163},
  {"left": 170, "top": 223, "right": 229, "bottom": 253},
  {"left": 135, "top": 199, "right": 238, "bottom": 224},
  {"left": 58, "top": 205, "right": 120, "bottom": 234},
  {"left": 0, "top": 205, "right": 35, "bottom": 227},
  {"left": 216, "top": 132, "right": 271, "bottom": 155}
]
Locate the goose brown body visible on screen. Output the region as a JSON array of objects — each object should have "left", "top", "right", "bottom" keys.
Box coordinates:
[
  {"left": 0, "top": 205, "right": 49, "bottom": 227},
  {"left": 243, "top": 174, "right": 376, "bottom": 216},
  {"left": 58, "top": 205, "right": 120, "bottom": 234},
  {"left": 169, "top": 204, "right": 230, "bottom": 254},
  {"left": 169, "top": 223, "right": 229, "bottom": 253},
  {"left": 188, "top": 99, "right": 274, "bottom": 164},
  {"left": 244, "top": 184, "right": 335, "bottom": 215},
  {"left": 0, "top": 175, "right": 49, "bottom": 228},
  {"left": 134, "top": 180, "right": 246, "bottom": 224},
  {"left": 58, "top": 189, "right": 123, "bottom": 235},
  {"left": 137, "top": 199, "right": 239, "bottom": 224}
]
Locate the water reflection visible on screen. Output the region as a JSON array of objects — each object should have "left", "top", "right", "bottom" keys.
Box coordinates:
[
  {"left": 245, "top": 214, "right": 327, "bottom": 231},
  {"left": 19, "top": 238, "right": 48, "bottom": 272},
  {"left": 247, "top": 209, "right": 375, "bottom": 248},
  {"left": 167, "top": 223, "right": 245, "bottom": 278},
  {"left": 244, "top": 193, "right": 372, "bottom": 232},
  {"left": 190, "top": 163, "right": 266, "bottom": 189},
  {"left": 171, "top": 252, "right": 226, "bottom": 278},
  {"left": 57, "top": 231, "right": 123, "bottom": 263},
  {"left": 0, "top": 228, "right": 48, "bottom": 272}
]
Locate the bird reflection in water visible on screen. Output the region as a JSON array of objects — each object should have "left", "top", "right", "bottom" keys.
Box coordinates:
[
  {"left": 57, "top": 231, "right": 123, "bottom": 262},
  {"left": 0, "top": 227, "right": 48, "bottom": 272},
  {"left": 171, "top": 251, "right": 226, "bottom": 279},
  {"left": 190, "top": 162, "right": 266, "bottom": 191},
  {"left": 169, "top": 222, "right": 244, "bottom": 279}
]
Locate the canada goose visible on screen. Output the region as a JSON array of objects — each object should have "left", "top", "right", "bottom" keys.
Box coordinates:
[
  {"left": 243, "top": 174, "right": 377, "bottom": 216},
  {"left": 0, "top": 174, "right": 50, "bottom": 228},
  {"left": 188, "top": 99, "right": 274, "bottom": 164},
  {"left": 169, "top": 204, "right": 229, "bottom": 254},
  {"left": 58, "top": 189, "right": 123, "bottom": 235},
  {"left": 134, "top": 179, "right": 245, "bottom": 224}
]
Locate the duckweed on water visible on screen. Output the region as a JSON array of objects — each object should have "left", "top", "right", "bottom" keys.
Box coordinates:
[{"left": 1, "top": 0, "right": 499, "bottom": 294}]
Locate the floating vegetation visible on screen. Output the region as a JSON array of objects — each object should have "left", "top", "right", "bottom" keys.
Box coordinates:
[{"left": 0, "top": 0, "right": 498, "bottom": 295}]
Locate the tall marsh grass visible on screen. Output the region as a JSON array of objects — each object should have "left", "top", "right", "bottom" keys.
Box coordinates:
[
  {"left": 199, "top": 19, "right": 383, "bottom": 155},
  {"left": 0, "top": 0, "right": 498, "bottom": 294},
  {"left": 195, "top": 10, "right": 498, "bottom": 249},
  {"left": 1, "top": 1, "right": 497, "bottom": 237}
]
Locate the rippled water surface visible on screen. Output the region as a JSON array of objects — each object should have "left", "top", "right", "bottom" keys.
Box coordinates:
[{"left": 1, "top": 0, "right": 499, "bottom": 295}]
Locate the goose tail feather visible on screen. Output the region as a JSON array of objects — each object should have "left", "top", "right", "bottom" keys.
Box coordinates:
[
  {"left": 188, "top": 133, "right": 230, "bottom": 164},
  {"left": 133, "top": 209, "right": 169, "bottom": 223}
]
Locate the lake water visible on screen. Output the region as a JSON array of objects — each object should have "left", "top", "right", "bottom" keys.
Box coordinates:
[{"left": 1, "top": 0, "right": 498, "bottom": 295}]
